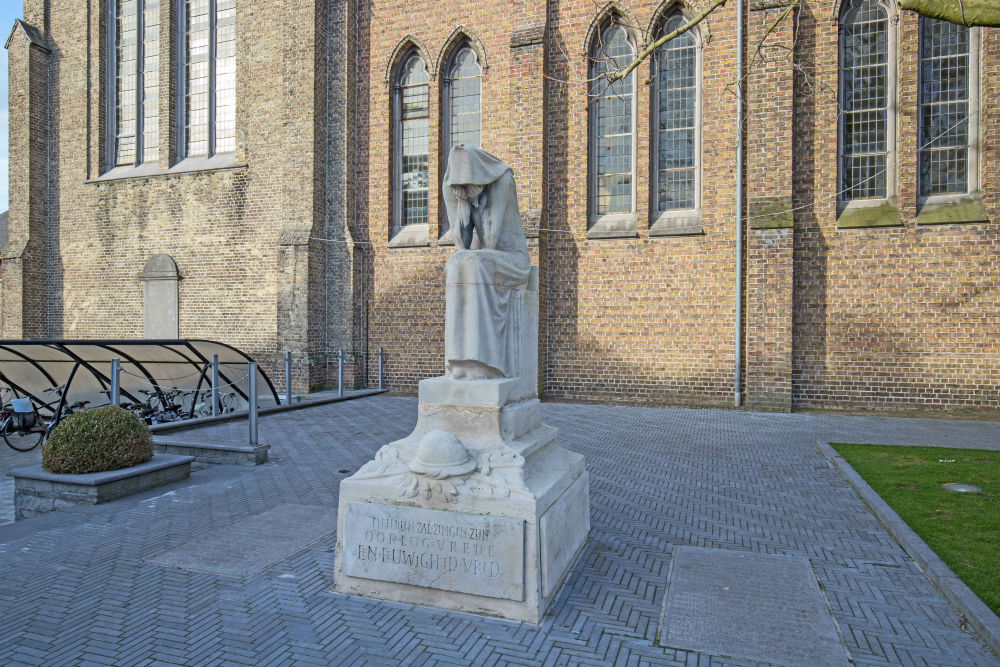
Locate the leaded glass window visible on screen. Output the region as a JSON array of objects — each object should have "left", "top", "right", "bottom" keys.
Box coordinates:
[
  {"left": 840, "top": 0, "right": 890, "bottom": 201},
  {"left": 142, "top": 0, "right": 160, "bottom": 159},
  {"left": 215, "top": 0, "right": 236, "bottom": 153},
  {"left": 590, "top": 24, "right": 635, "bottom": 218},
  {"left": 395, "top": 55, "right": 430, "bottom": 228},
  {"left": 184, "top": 0, "right": 210, "bottom": 156},
  {"left": 182, "top": 0, "right": 236, "bottom": 158},
  {"left": 111, "top": 0, "right": 159, "bottom": 166},
  {"left": 445, "top": 46, "right": 482, "bottom": 152},
  {"left": 441, "top": 44, "right": 482, "bottom": 235},
  {"left": 919, "top": 17, "right": 970, "bottom": 197},
  {"left": 654, "top": 14, "right": 698, "bottom": 212}
]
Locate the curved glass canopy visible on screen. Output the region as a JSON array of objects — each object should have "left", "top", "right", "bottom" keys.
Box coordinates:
[{"left": 0, "top": 339, "right": 280, "bottom": 417}]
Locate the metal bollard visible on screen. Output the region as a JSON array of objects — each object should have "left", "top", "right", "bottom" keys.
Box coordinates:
[
  {"left": 338, "top": 349, "right": 344, "bottom": 398},
  {"left": 285, "top": 351, "right": 293, "bottom": 405},
  {"left": 110, "top": 358, "right": 121, "bottom": 406},
  {"left": 378, "top": 347, "right": 384, "bottom": 390},
  {"left": 211, "top": 354, "right": 220, "bottom": 417},
  {"left": 248, "top": 361, "right": 258, "bottom": 446}
]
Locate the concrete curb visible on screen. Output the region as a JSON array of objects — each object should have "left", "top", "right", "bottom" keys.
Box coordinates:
[
  {"left": 818, "top": 441, "right": 1000, "bottom": 655},
  {"left": 153, "top": 438, "right": 269, "bottom": 466},
  {"left": 150, "top": 388, "right": 387, "bottom": 434}
]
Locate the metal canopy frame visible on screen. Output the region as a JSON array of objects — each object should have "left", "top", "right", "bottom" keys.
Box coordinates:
[{"left": 0, "top": 339, "right": 280, "bottom": 416}]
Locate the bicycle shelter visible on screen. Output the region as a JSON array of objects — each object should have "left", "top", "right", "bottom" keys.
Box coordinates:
[{"left": 0, "top": 339, "right": 281, "bottom": 418}]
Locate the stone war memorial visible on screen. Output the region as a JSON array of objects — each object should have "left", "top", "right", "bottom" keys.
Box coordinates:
[{"left": 334, "top": 146, "right": 590, "bottom": 622}]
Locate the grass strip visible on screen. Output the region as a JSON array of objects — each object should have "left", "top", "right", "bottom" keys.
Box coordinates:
[{"left": 832, "top": 443, "right": 999, "bottom": 616}]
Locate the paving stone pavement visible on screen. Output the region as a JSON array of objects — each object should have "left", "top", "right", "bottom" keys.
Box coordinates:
[{"left": 0, "top": 396, "right": 998, "bottom": 667}]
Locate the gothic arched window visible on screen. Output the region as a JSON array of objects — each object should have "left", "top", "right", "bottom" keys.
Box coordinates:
[
  {"left": 110, "top": 0, "right": 160, "bottom": 166},
  {"left": 443, "top": 44, "right": 482, "bottom": 154},
  {"left": 652, "top": 12, "right": 699, "bottom": 216},
  {"left": 839, "top": 0, "right": 894, "bottom": 203},
  {"left": 180, "top": 0, "right": 236, "bottom": 158},
  {"left": 441, "top": 43, "right": 482, "bottom": 236},
  {"left": 589, "top": 23, "right": 636, "bottom": 224},
  {"left": 918, "top": 17, "right": 977, "bottom": 199},
  {"left": 393, "top": 53, "right": 430, "bottom": 231}
]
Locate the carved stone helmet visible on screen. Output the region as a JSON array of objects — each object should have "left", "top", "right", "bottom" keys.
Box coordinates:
[{"left": 408, "top": 429, "right": 477, "bottom": 478}]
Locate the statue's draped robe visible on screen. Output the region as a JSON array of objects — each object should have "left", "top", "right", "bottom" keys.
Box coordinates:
[{"left": 443, "top": 147, "right": 531, "bottom": 378}]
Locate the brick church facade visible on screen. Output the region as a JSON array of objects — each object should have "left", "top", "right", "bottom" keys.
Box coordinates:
[{"left": 4, "top": 0, "right": 1000, "bottom": 414}]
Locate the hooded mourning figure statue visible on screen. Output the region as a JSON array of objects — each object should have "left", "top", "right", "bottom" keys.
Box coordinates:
[{"left": 442, "top": 145, "right": 531, "bottom": 380}]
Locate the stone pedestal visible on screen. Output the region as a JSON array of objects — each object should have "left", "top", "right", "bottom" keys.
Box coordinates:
[{"left": 334, "top": 269, "right": 589, "bottom": 623}]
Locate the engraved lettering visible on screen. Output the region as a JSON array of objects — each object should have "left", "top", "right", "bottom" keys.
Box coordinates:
[{"left": 344, "top": 503, "right": 524, "bottom": 600}]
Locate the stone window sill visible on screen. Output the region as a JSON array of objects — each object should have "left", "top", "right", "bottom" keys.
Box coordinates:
[
  {"left": 438, "top": 225, "right": 455, "bottom": 246},
  {"left": 649, "top": 211, "right": 703, "bottom": 236},
  {"left": 836, "top": 199, "right": 902, "bottom": 229},
  {"left": 586, "top": 213, "right": 638, "bottom": 240},
  {"left": 916, "top": 194, "right": 989, "bottom": 225},
  {"left": 389, "top": 223, "right": 430, "bottom": 248},
  {"left": 86, "top": 153, "right": 245, "bottom": 183}
]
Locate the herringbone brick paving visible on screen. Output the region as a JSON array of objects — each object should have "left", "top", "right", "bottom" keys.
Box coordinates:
[{"left": 0, "top": 396, "right": 997, "bottom": 666}]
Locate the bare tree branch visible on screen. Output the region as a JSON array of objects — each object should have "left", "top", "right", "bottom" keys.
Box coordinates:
[
  {"left": 596, "top": 0, "right": 997, "bottom": 93},
  {"left": 606, "top": 0, "right": 729, "bottom": 83},
  {"left": 748, "top": 0, "right": 799, "bottom": 72}
]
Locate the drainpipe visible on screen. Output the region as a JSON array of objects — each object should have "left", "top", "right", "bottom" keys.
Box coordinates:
[{"left": 734, "top": 0, "right": 745, "bottom": 407}]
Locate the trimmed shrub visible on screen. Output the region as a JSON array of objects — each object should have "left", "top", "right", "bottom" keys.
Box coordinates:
[{"left": 42, "top": 406, "right": 153, "bottom": 474}]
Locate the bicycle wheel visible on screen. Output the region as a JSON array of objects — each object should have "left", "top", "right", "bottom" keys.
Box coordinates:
[{"left": 2, "top": 415, "right": 44, "bottom": 452}]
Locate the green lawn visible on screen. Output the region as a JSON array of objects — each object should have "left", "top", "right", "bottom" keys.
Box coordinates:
[{"left": 832, "top": 443, "right": 1000, "bottom": 617}]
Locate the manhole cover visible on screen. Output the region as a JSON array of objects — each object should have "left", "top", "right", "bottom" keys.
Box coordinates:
[{"left": 942, "top": 483, "right": 983, "bottom": 494}]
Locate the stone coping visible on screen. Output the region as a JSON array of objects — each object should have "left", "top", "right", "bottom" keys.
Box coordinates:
[
  {"left": 7, "top": 454, "right": 195, "bottom": 485},
  {"left": 153, "top": 438, "right": 261, "bottom": 454},
  {"left": 153, "top": 439, "right": 268, "bottom": 466},
  {"left": 818, "top": 441, "right": 1000, "bottom": 654}
]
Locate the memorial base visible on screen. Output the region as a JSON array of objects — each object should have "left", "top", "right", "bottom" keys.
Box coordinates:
[{"left": 333, "top": 376, "right": 590, "bottom": 623}]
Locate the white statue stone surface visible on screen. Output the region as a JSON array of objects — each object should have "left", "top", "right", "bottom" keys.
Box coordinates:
[
  {"left": 333, "top": 146, "right": 590, "bottom": 623},
  {"left": 443, "top": 146, "right": 531, "bottom": 381}
]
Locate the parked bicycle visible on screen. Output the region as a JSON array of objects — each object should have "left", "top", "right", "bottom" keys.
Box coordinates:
[
  {"left": 185, "top": 389, "right": 240, "bottom": 419},
  {"left": 1, "top": 386, "right": 90, "bottom": 452},
  {"left": 112, "top": 388, "right": 181, "bottom": 425},
  {"left": 107, "top": 385, "right": 241, "bottom": 425}
]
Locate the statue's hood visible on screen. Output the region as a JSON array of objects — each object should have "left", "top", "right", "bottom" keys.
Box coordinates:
[{"left": 443, "top": 145, "right": 510, "bottom": 188}]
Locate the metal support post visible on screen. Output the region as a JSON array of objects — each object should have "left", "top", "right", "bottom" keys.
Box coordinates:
[
  {"left": 110, "top": 358, "right": 121, "bottom": 406},
  {"left": 248, "top": 361, "right": 258, "bottom": 446},
  {"left": 211, "top": 354, "right": 220, "bottom": 416},
  {"left": 285, "top": 351, "right": 293, "bottom": 405},
  {"left": 378, "top": 348, "right": 384, "bottom": 390},
  {"left": 338, "top": 349, "right": 344, "bottom": 398}
]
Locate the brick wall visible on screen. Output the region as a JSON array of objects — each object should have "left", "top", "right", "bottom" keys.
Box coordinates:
[
  {"left": 9, "top": 0, "right": 1000, "bottom": 414},
  {"left": 792, "top": 2, "right": 1000, "bottom": 414},
  {"left": 357, "top": 0, "right": 1000, "bottom": 415},
  {"left": 7, "top": 0, "right": 354, "bottom": 392},
  {"left": 358, "top": 0, "right": 746, "bottom": 407},
  {"left": 355, "top": 0, "right": 529, "bottom": 390}
]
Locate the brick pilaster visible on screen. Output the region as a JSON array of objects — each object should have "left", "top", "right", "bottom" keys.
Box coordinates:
[{"left": 745, "top": 2, "right": 796, "bottom": 410}]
